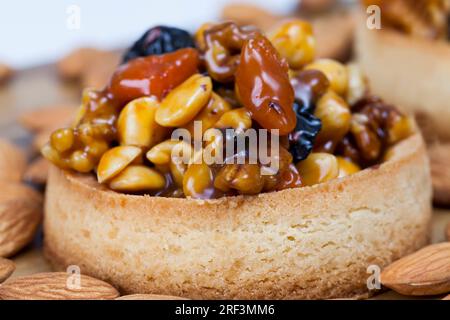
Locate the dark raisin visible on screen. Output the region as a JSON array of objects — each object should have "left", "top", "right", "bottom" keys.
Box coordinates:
[
  {"left": 289, "top": 102, "right": 322, "bottom": 163},
  {"left": 290, "top": 69, "right": 330, "bottom": 114},
  {"left": 122, "top": 26, "right": 195, "bottom": 63}
]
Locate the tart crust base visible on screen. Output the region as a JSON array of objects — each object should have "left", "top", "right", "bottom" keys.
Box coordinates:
[{"left": 44, "top": 134, "right": 431, "bottom": 299}]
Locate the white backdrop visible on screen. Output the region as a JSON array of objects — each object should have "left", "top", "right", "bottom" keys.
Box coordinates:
[{"left": 0, "top": 0, "right": 296, "bottom": 68}]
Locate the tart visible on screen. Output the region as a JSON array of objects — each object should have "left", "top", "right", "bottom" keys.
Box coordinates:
[
  {"left": 42, "top": 21, "right": 432, "bottom": 299},
  {"left": 356, "top": 0, "right": 450, "bottom": 141}
]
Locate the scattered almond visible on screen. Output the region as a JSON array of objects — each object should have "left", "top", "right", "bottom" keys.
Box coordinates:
[
  {"left": 380, "top": 242, "right": 450, "bottom": 296},
  {"left": 19, "top": 105, "right": 77, "bottom": 133},
  {"left": 0, "top": 138, "right": 26, "bottom": 182},
  {"left": 0, "top": 63, "right": 14, "bottom": 85},
  {"left": 0, "top": 183, "right": 43, "bottom": 257},
  {"left": 221, "top": 4, "right": 280, "bottom": 32},
  {"left": 446, "top": 222, "right": 450, "bottom": 242},
  {"left": 81, "top": 51, "right": 120, "bottom": 89},
  {"left": 299, "top": 0, "right": 336, "bottom": 13},
  {"left": 0, "top": 258, "right": 15, "bottom": 283},
  {"left": 57, "top": 48, "right": 120, "bottom": 90},
  {"left": 443, "top": 294, "right": 450, "bottom": 300},
  {"left": 0, "top": 272, "right": 119, "bottom": 300},
  {"left": 57, "top": 48, "right": 104, "bottom": 80},
  {"left": 24, "top": 157, "right": 50, "bottom": 185},
  {"left": 116, "top": 294, "right": 188, "bottom": 300},
  {"left": 428, "top": 143, "right": 450, "bottom": 206}
]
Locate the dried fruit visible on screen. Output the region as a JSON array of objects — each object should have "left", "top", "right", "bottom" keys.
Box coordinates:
[
  {"left": 236, "top": 35, "right": 296, "bottom": 135},
  {"left": 0, "top": 183, "right": 43, "bottom": 257},
  {"left": 289, "top": 102, "right": 322, "bottom": 162},
  {"left": 0, "top": 138, "right": 26, "bottom": 182},
  {"left": 108, "top": 48, "right": 199, "bottom": 103},
  {"left": 0, "top": 272, "right": 119, "bottom": 300},
  {"left": 123, "top": 26, "right": 195, "bottom": 62},
  {"left": 0, "top": 258, "right": 15, "bottom": 283},
  {"left": 202, "top": 22, "right": 258, "bottom": 83},
  {"left": 380, "top": 242, "right": 450, "bottom": 296},
  {"left": 290, "top": 69, "right": 330, "bottom": 114}
]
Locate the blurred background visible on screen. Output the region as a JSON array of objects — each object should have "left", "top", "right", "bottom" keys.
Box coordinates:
[{"left": 1, "top": 0, "right": 298, "bottom": 68}]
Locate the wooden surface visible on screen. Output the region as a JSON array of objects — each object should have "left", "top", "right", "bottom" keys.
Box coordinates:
[{"left": 1, "top": 64, "right": 449, "bottom": 299}]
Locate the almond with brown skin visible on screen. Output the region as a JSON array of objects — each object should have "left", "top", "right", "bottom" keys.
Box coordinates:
[
  {"left": 428, "top": 143, "right": 450, "bottom": 206},
  {"left": 57, "top": 47, "right": 104, "bottom": 80},
  {"left": 116, "top": 294, "right": 188, "bottom": 300},
  {"left": 221, "top": 4, "right": 280, "bottom": 32},
  {"left": 81, "top": 51, "right": 120, "bottom": 90},
  {"left": 446, "top": 222, "right": 450, "bottom": 242},
  {"left": 19, "top": 105, "right": 76, "bottom": 133},
  {"left": 0, "top": 63, "right": 13, "bottom": 85},
  {"left": 0, "top": 258, "right": 15, "bottom": 283},
  {"left": 381, "top": 242, "right": 450, "bottom": 296},
  {"left": 0, "top": 272, "right": 119, "bottom": 300},
  {"left": 24, "top": 157, "right": 49, "bottom": 185},
  {"left": 0, "top": 138, "right": 26, "bottom": 182},
  {"left": 0, "top": 183, "right": 43, "bottom": 257}
]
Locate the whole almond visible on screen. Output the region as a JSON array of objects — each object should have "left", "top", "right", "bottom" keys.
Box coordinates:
[
  {"left": 0, "top": 138, "right": 26, "bottom": 182},
  {"left": 24, "top": 157, "right": 49, "bottom": 185},
  {"left": 0, "top": 258, "right": 15, "bottom": 283},
  {"left": 116, "top": 294, "right": 188, "bottom": 300},
  {"left": 221, "top": 4, "right": 280, "bottom": 31},
  {"left": 0, "top": 183, "right": 43, "bottom": 257},
  {"left": 429, "top": 143, "right": 450, "bottom": 206},
  {"left": 57, "top": 47, "right": 104, "bottom": 80},
  {"left": 381, "top": 242, "right": 450, "bottom": 296},
  {"left": 81, "top": 51, "right": 120, "bottom": 89},
  {"left": 19, "top": 105, "right": 77, "bottom": 133},
  {"left": 446, "top": 222, "right": 450, "bottom": 242},
  {"left": 0, "top": 272, "right": 119, "bottom": 300},
  {"left": 0, "top": 63, "right": 13, "bottom": 84}
]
